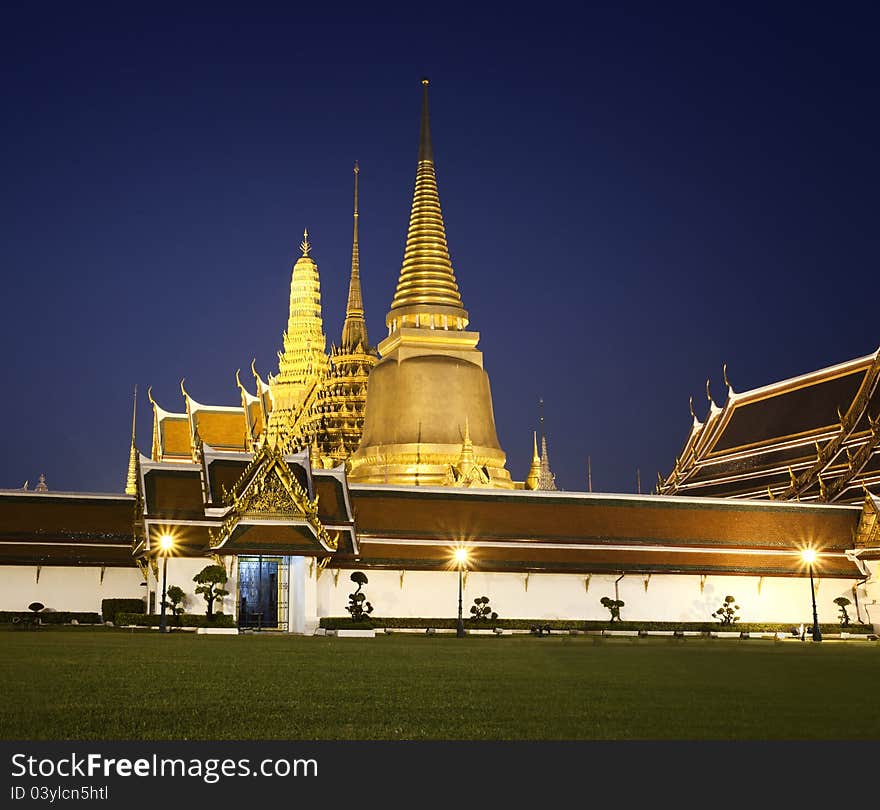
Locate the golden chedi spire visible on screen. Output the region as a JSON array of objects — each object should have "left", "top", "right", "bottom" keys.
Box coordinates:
[
  {"left": 348, "top": 79, "right": 512, "bottom": 488},
  {"left": 267, "top": 230, "right": 329, "bottom": 447},
  {"left": 525, "top": 431, "right": 541, "bottom": 490},
  {"left": 341, "top": 161, "right": 370, "bottom": 352},
  {"left": 315, "top": 163, "right": 379, "bottom": 470},
  {"left": 125, "top": 385, "right": 139, "bottom": 495},
  {"left": 386, "top": 78, "right": 468, "bottom": 331}
]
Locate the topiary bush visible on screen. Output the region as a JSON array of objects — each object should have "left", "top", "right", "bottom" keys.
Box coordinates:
[
  {"left": 346, "top": 572, "right": 373, "bottom": 623},
  {"left": 600, "top": 596, "right": 624, "bottom": 622},
  {"left": 833, "top": 597, "right": 851, "bottom": 627},
  {"left": 712, "top": 595, "right": 740, "bottom": 625},
  {"left": 469, "top": 596, "right": 498, "bottom": 622}
]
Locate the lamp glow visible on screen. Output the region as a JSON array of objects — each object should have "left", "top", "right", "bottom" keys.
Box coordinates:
[
  {"left": 157, "top": 533, "right": 174, "bottom": 633},
  {"left": 453, "top": 546, "right": 468, "bottom": 638},
  {"left": 801, "top": 548, "right": 822, "bottom": 642}
]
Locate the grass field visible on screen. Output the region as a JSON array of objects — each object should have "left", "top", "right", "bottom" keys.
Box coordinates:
[{"left": 2, "top": 629, "right": 878, "bottom": 740}]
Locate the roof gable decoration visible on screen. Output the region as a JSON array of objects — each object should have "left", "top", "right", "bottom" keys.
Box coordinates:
[
  {"left": 208, "top": 443, "right": 338, "bottom": 553},
  {"left": 854, "top": 493, "right": 880, "bottom": 550}
]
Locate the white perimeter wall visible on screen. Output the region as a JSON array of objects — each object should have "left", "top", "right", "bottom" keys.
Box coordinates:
[
  {"left": 3, "top": 561, "right": 877, "bottom": 629},
  {"left": 0, "top": 566, "right": 144, "bottom": 614},
  {"left": 317, "top": 568, "right": 877, "bottom": 626}
]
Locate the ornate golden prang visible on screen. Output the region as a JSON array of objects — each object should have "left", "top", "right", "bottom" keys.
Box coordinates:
[{"left": 266, "top": 229, "right": 330, "bottom": 450}]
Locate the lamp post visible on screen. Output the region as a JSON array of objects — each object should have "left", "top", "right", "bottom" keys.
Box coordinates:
[
  {"left": 158, "top": 534, "right": 174, "bottom": 633},
  {"left": 454, "top": 547, "right": 468, "bottom": 638},
  {"left": 802, "top": 549, "right": 822, "bottom": 642}
]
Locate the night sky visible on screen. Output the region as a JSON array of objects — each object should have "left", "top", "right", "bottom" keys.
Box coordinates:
[{"left": 2, "top": 6, "right": 878, "bottom": 495}]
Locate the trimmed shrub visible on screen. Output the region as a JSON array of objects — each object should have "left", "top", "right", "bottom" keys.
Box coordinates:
[
  {"left": 0, "top": 611, "right": 102, "bottom": 625},
  {"left": 115, "top": 613, "right": 236, "bottom": 628},
  {"left": 317, "top": 616, "right": 876, "bottom": 634},
  {"left": 102, "top": 599, "right": 145, "bottom": 623}
]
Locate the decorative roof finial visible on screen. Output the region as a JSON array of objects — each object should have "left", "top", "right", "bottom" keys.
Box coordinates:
[
  {"left": 300, "top": 228, "right": 311, "bottom": 257},
  {"left": 35, "top": 473, "right": 48, "bottom": 493},
  {"left": 689, "top": 396, "right": 696, "bottom": 419},
  {"left": 419, "top": 77, "right": 433, "bottom": 162},
  {"left": 125, "top": 384, "right": 139, "bottom": 495},
  {"left": 723, "top": 363, "right": 732, "bottom": 390}
]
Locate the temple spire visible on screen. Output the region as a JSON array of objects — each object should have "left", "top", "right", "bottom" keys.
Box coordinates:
[
  {"left": 341, "top": 162, "right": 369, "bottom": 351},
  {"left": 525, "top": 431, "right": 541, "bottom": 490},
  {"left": 537, "top": 399, "right": 557, "bottom": 491},
  {"left": 418, "top": 77, "right": 433, "bottom": 162},
  {"left": 386, "top": 78, "right": 468, "bottom": 331},
  {"left": 125, "top": 385, "right": 139, "bottom": 495}
]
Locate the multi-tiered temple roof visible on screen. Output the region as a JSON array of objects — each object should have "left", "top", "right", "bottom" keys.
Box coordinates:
[{"left": 660, "top": 348, "right": 880, "bottom": 503}]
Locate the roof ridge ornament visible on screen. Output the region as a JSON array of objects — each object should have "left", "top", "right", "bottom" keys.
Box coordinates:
[
  {"left": 300, "top": 228, "right": 311, "bottom": 257},
  {"left": 723, "top": 363, "right": 735, "bottom": 395}
]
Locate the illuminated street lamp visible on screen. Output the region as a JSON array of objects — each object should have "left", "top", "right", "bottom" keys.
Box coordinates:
[
  {"left": 454, "top": 547, "right": 468, "bottom": 638},
  {"left": 158, "top": 534, "right": 174, "bottom": 634},
  {"left": 801, "top": 549, "right": 822, "bottom": 642}
]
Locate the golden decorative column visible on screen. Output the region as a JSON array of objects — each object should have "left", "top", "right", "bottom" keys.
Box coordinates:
[{"left": 348, "top": 79, "right": 512, "bottom": 488}]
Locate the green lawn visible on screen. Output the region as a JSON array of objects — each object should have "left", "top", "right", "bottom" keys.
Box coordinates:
[{"left": 2, "top": 629, "right": 878, "bottom": 740}]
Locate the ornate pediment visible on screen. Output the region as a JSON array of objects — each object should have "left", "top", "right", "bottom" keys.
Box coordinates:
[
  {"left": 855, "top": 494, "right": 880, "bottom": 549},
  {"left": 209, "top": 442, "right": 336, "bottom": 552}
]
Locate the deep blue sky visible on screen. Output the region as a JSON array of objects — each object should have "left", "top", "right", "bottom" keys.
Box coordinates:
[{"left": 2, "top": 5, "right": 878, "bottom": 494}]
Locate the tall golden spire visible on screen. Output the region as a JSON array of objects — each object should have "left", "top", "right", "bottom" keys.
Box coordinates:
[
  {"left": 266, "top": 228, "right": 329, "bottom": 447},
  {"left": 125, "top": 385, "right": 139, "bottom": 495},
  {"left": 341, "top": 161, "right": 370, "bottom": 352},
  {"left": 348, "top": 79, "right": 512, "bottom": 489},
  {"left": 525, "top": 431, "right": 541, "bottom": 490},
  {"left": 386, "top": 77, "right": 467, "bottom": 331}
]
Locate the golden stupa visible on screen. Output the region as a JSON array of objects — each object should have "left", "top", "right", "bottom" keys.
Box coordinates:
[{"left": 348, "top": 79, "right": 512, "bottom": 488}]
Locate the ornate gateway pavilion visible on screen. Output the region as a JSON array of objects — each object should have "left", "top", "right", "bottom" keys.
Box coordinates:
[{"left": 2, "top": 81, "right": 879, "bottom": 632}]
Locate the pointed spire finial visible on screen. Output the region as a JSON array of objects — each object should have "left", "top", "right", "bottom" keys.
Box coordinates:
[
  {"left": 125, "top": 384, "right": 139, "bottom": 495},
  {"left": 525, "top": 431, "right": 541, "bottom": 490},
  {"left": 300, "top": 228, "right": 311, "bottom": 257},
  {"left": 419, "top": 77, "right": 433, "bottom": 162}
]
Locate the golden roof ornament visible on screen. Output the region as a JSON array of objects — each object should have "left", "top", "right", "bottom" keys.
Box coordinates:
[
  {"left": 525, "top": 431, "right": 541, "bottom": 490},
  {"left": 300, "top": 228, "right": 311, "bottom": 257},
  {"left": 125, "top": 384, "right": 139, "bottom": 495}
]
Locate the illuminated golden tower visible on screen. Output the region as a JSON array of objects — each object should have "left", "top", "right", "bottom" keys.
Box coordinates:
[
  {"left": 267, "top": 230, "right": 329, "bottom": 447},
  {"left": 525, "top": 432, "right": 541, "bottom": 490},
  {"left": 125, "top": 385, "right": 139, "bottom": 495},
  {"left": 315, "top": 162, "right": 378, "bottom": 467},
  {"left": 348, "top": 79, "right": 512, "bottom": 488}
]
